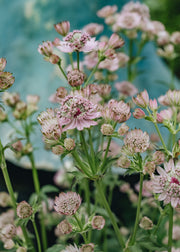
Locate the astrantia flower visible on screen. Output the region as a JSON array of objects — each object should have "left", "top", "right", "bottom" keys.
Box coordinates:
[
  {"left": 16, "top": 201, "right": 33, "bottom": 219},
  {"left": 0, "top": 71, "right": 15, "bottom": 90},
  {"left": 116, "top": 12, "right": 141, "bottom": 30},
  {"left": 80, "top": 243, "right": 95, "bottom": 252},
  {"left": 97, "top": 5, "right": 117, "bottom": 18},
  {"left": 115, "top": 81, "right": 138, "bottom": 97},
  {"left": 0, "top": 58, "right": 6, "bottom": 71},
  {"left": 54, "top": 21, "right": 70, "bottom": 36},
  {"left": 132, "top": 90, "right": 149, "bottom": 108},
  {"left": 108, "top": 99, "right": 131, "bottom": 123},
  {"left": 91, "top": 216, "right": 105, "bottom": 230},
  {"left": 124, "top": 129, "right": 150, "bottom": 153},
  {"left": 56, "top": 30, "right": 98, "bottom": 53},
  {"left": 83, "top": 23, "right": 104, "bottom": 36},
  {"left": 57, "top": 95, "right": 101, "bottom": 131},
  {"left": 152, "top": 159, "right": 180, "bottom": 208},
  {"left": 54, "top": 192, "right": 81, "bottom": 215},
  {"left": 57, "top": 219, "right": 72, "bottom": 234}
]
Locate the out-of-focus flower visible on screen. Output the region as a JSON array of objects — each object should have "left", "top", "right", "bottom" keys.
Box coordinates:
[
  {"left": 171, "top": 31, "right": 180, "bottom": 45},
  {"left": 0, "top": 192, "right": 11, "bottom": 207},
  {"left": 122, "top": 1, "right": 150, "bottom": 19},
  {"left": 124, "top": 129, "right": 150, "bottom": 153},
  {"left": 101, "top": 124, "right": 114, "bottom": 135},
  {"left": 135, "top": 180, "right": 153, "bottom": 197},
  {"left": 38, "top": 41, "right": 60, "bottom": 64},
  {"left": 1, "top": 224, "right": 16, "bottom": 239},
  {"left": 108, "top": 33, "right": 125, "bottom": 49},
  {"left": 57, "top": 95, "right": 101, "bottom": 131},
  {"left": 118, "top": 123, "right": 129, "bottom": 136},
  {"left": 152, "top": 159, "right": 180, "bottom": 208},
  {"left": 16, "top": 201, "right": 33, "bottom": 219},
  {"left": 139, "top": 216, "right": 153, "bottom": 230},
  {"left": 61, "top": 244, "right": 79, "bottom": 252},
  {"left": 157, "top": 31, "right": 170, "bottom": 46},
  {"left": 3, "top": 239, "right": 15, "bottom": 250},
  {"left": 52, "top": 145, "right": 64, "bottom": 155},
  {"left": 67, "top": 69, "right": 85, "bottom": 87},
  {"left": 117, "top": 155, "right": 131, "bottom": 168},
  {"left": 91, "top": 216, "right": 105, "bottom": 230},
  {"left": 97, "top": 5, "right": 117, "bottom": 18},
  {"left": 132, "top": 90, "right": 149, "bottom": 108},
  {"left": 108, "top": 99, "right": 131, "bottom": 123},
  {"left": 143, "top": 161, "right": 156, "bottom": 177},
  {"left": 156, "top": 108, "right": 173, "bottom": 123},
  {"left": 152, "top": 151, "right": 165, "bottom": 165},
  {"left": 0, "top": 108, "right": 7, "bottom": 122},
  {"left": 56, "top": 30, "right": 98, "bottom": 53},
  {"left": 117, "top": 53, "right": 129, "bottom": 67},
  {"left": 16, "top": 247, "right": 27, "bottom": 252},
  {"left": 54, "top": 192, "right": 81, "bottom": 216},
  {"left": 2, "top": 92, "right": 20, "bottom": 107},
  {"left": 80, "top": 243, "right": 95, "bottom": 252},
  {"left": 115, "top": 81, "right": 138, "bottom": 97},
  {"left": 157, "top": 44, "right": 176, "bottom": 60},
  {"left": 57, "top": 219, "right": 72, "bottom": 235},
  {"left": 116, "top": 12, "right": 141, "bottom": 30},
  {"left": 54, "top": 21, "right": 70, "bottom": 36},
  {"left": 83, "top": 23, "right": 104, "bottom": 36},
  {"left": 97, "top": 84, "right": 111, "bottom": 97},
  {"left": 64, "top": 138, "right": 75, "bottom": 151},
  {"left": 0, "top": 58, "right": 7, "bottom": 71},
  {"left": 119, "top": 182, "right": 131, "bottom": 193}
]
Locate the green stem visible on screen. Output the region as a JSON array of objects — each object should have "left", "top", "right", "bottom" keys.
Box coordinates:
[
  {"left": 88, "top": 129, "right": 96, "bottom": 173},
  {"left": 28, "top": 153, "right": 47, "bottom": 251},
  {"left": 32, "top": 219, "right": 42, "bottom": 252},
  {"left": 77, "top": 51, "right": 80, "bottom": 70},
  {"left": 21, "top": 225, "right": 35, "bottom": 252},
  {"left": 84, "top": 59, "right": 101, "bottom": 88},
  {"left": 95, "top": 180, "right": 125, "bottom": 248},
  {"left": 69, "top": 53, "right": 74, "bottom": 69},
  {"left": 154, "top": 122, "right": 169, "bottom": 155},
  {"left": 168, "top": 205, "right": 173, "bottom": 252},
  {"left": 129, "top": 173, "right": 144, "bottom": 246},
  {"left": 74, "top": 213, "right": 87, "bottom": 243},
  {"left": 58, "top": 62, "right": 68, "bottom": 80},
  {"left": 153, "top": 212, "right": 164, "bottom": 235},
  {"left": 127, "top": 39, "right": 133, "bottom": 82},
  {"left": 71, "top": 151, "right": 92, "bottom": 177}
]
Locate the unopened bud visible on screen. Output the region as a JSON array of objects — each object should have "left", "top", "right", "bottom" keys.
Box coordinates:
[
  {"left": 52, "top": 145, "right": 64, "bottom": 155},
  {"left": 117, "top": 156, "right": 131, "bottom": 168},
  {"left": 101, "top": 124, "right": 114, "bottom": 135},
  {"left": 91, "top": 216, "right": 105, "bottom": 230},
  {"left": 118, "top": 123, "right": 129, "bottom": 135},
  {"left": 149, "top": 99, "right": 158, "bottom": 110},
  {"left": 143, "top": 161, "right": 156, "bottom": 176},
  {"left": 54, "top": 21, "right": 70, "bottom": 36},
  {"left": 67, "top": 69, "right": 85, "bottom": 87},
  {"left": 139, "top": 216, "right": 153, "bottom": 230},
  {"left": 4, "top": 239, "right": 15, "bottom": 249},
  {"left": 57, "top": 219, "right": 72, "bottom": 234},
  {"left": 133, "top": 108, "right": 145, "bottom": 119},
  {"left": 1, "top": 224, "right": 16, "bottom": 239},
  {"left": 17, "top": 201, "right": 33, "bottom": 219},
  {"left": 64, "top": 138, "right": 75, "bottom": 151},
  {"left": 80, "top": 243, "right": 95, "bottom": 252},
  {"left": 152, "top": 151, "right": 165, "bottom": 165}
]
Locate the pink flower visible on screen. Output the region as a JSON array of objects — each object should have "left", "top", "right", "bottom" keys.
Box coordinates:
[
  {"left": 116, "top": 12, "right": 141, "bottom": 30},
  {"left": 97, "top": 5, "right": 117, "bottom": 18},
  {"left": 108, "top": 33, "right": 125, "bottom": 49},
  {"left": 0, "top": 71, "right": 15, "bottom": 90},
  {"left": 156, "top": 108, "right": 173, "bottom": 123},
  {"left": 122, "top": 2, "right": 150, "bottom": 19},
  {"left": 56, "top": 30, "right": 98, "bottom": 53},
  {"left": 54, "top": 21, "right": 70, "bottom": 36},
  {"left": 171, "top": 31, "right": 180, "bottom": 45},
  {"left": 108, "top": 99, "right": 131, "bottom": 123},
  {"left": 152, "top": 159, "right": 180, "bottom": 208},
  {"left": 149, "top": 99, "right": 158, "bottom": 110},
  {"left": 0, "top": 58, "right": 7, "bottom": 71},
  {"left": 83, "top": 23, "right": 104, "bottom": 36},
  {"left": 124, "top": 129, "right": 150, "bottom": 153},
  {"left": 54, "top": 192, "right": 81, "bottom": 215},
  {"left": 57, "top": 95, "right": 101, "bottom": 131},
  {"left": 91, "top": 216, "right": 105, "bottom": 230},
  {"left": 115, "top": 81, "right": 138, "bottom": 97},
  {"left": 132, "top": 90, "right": 149, "bottom": 108},
  {"left": 67, "top": 69, "right": 85, "bottom": 87},
  {"left": 62, "top": 244, "right": 79, "bottom": 252},
  {"left": 57, "top": 219, "right": 72, "bottom": 234}
]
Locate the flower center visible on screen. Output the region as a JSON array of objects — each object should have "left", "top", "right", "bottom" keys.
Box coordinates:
[
  {"left": 74, "top": 107, "right": 82, "bottom": 117},
  {"left": 170, "top": 177, "right": 180, "bottom": 185}
]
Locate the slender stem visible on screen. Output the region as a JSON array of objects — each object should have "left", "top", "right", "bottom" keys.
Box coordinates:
[
  {"left": 74, "top": 213, "right": 87, "bottom": 243},
  {"left": 79, "top": 131, "right": 95, "bottom": 174},
  {"left": 88, "top": 129, "right": 96, "bottom": 173},
  {"left": 77, "top": 51, "right": 80, "bottom": 70},
  {"left": 69, "top": 53, "right": 74, "bottom": 69},
  {"left": 32, "top": 219, "right": 42, "bottom": 252},
  {"left": 168, "top": 205, "right": 173, "bottom": 252},
  {"left": 57, "top": 62, "right": 68, "bottom": 80},
  {"left": 84, "top": 60, "right": 101, "bottom": 88},
  {"left": 28, "top": 152, "right": 47, "bottom": 250},
  {"left": 153, "top": 212, "right": 164, "bottom": 235},
  {"left": 129, "top": 173, "right": 144, "bottom": 246},
  {"left": 28, "top": 153, "right": 40, "bottom": 194},
  {"left": 71, "top": 151, "right": 92, "bottom": 177},
  {"left": 127, "top": 39, "right": 133, "bottom": 82},
  {"left": 153, "top": 122, "right": 169, "bottom": 155},
  {"left": 21, "top": 225, "right": 36, "bottom": 252},
  {"left": 95, "top": 180, "right": 125, "bottom": 248}
]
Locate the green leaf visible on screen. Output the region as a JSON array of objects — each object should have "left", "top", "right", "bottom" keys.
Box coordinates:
[{"left": 41, "top": 185, "right": 59, "bottom": 194}]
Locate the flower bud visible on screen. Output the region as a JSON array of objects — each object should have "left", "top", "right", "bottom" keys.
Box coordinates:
[
  {"left": 117, "top": 156, "right": 131, "bottom": 168},
  {"left": 54, "top": 21, "right": 70, "bottom": 36},
  {"left": 139, "top": 216, "right": 153, "bottom": 230},
  {"left": 0, "top": 58, "right": 6, "bottom": 71},
  {"left": 1, "top": 224, "right": 16, "bottom": 239},
  {"left": 67, "top": 69, "right": 85, "bottom": 87},
  {"left": 64, "top": 138, "right": 75, "bottom": 151},
  {"left": 17, "top": 201, "right": 33, "bottom": 219},
  {"left": 149, "top": 99, "right": 158, "bottom": 110},
  {"left": 52, "top": 145, "right": 64, "bottom": 155},
  {"left": 12, "top": 141, "right": 23, "bottom": 152},
  {"left": 4, "top": 239, "right": 15, "bottom": 249},
  {"left": 91, "top": 215, "right": 105, "bottom": 230},
  {"left": 143, "top": 161, "right": 156, "bottom": 176},
  {"left": 101, "top": 124, "right": 114, "bottom": 135},
  {"left": 118, "top": 123, "right": 129, "bottom": 136},
  {"left": 49, "top": 54, "right": 60, "bottom": 64},
  {"left": 133, "top": 108, "right": 145, "bottom": 119},
  {"left": 57, "top": 219, "right": 72, "bottom": 234},
  {"left": 152, "top": 151, "right": 165, "bottom": 165},
  {"left": 132, "top": 90, "right": 149, "bottom": 108},
  {"left": 0, "top": 192, "right": 11, "bottom": 207},
  {"left": 0, "top": 108, "right": 7, "bottom": 122},
  {"left": 80, "top": 243, "right": 95, "bottom": 252}
]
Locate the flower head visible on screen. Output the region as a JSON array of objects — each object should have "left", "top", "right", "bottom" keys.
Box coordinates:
[
  {"left": 17, "top": 201, "right": 33, "bottom": 219},
  {"left": 54, "top": 21, "right": 70, "bottom": 36},
  {"left": 116, "top": 12, "right": 141, "bottom": 30},
  {"left": 57, "top": 95, "right": 101, "bottom": 131},
  {"left": 80, "top": 243, "right": 95, "bottom": 252},
  {"left": 67, "top": 69, "right": 85, "bottom": 87},
  {"left": 83, "top": 23, "right": 104, "bottom": 36},
  {"left": 124, "top": 129, "right": 150, "bottom": 153},
  {"left": 57, "top": 219, "right": 72, "bottom": 234},
  {"left": 91, "top": 216, "right": 105, "bottom": 230},
  {"left": 132, "top": 90, "right": 149, "bottom": 108},
  {"left": 61, "top": 244, "right": 79, "bottom": 252},
  {"left": 152, "top": 159, "right": 180, "bottom": 208},
  {"left": 108, "top": 99, "right": 131, "bottom": 123},
  {"left": 54, "top": 192, "right": 81, "bottom": 215},
  {"left": 0, "top": 72, "right": 15, "bottom": 90},
  {"left": 139, "top": 216, "right": 153, "bottom": 230},
  {"left": 115, "top": 81, "right": 138, "bottom": 97},
  {"left": 97, "top": 5, "right": 117, "bottom": 18},
  {"left": 56, "top": 30, "right": 98, "bottom": 53}
]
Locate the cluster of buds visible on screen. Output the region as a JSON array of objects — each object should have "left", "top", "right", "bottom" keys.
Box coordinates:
[
  {"left": 0, "top": 58, "right": 15, "bottom": 91},
  {"left": 11, "top": 141, "right": 33, "bottom": 158},
  {"left": 38, "top": 41, "right": 60, "bottom": 64}
]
